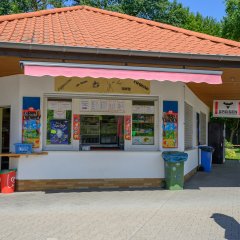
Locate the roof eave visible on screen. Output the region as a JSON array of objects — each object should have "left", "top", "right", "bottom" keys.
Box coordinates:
[{"left": 1, "top": 41, "right": 240, "bottom": 62}]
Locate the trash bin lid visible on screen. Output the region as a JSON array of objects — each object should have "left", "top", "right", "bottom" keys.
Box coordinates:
[
  {"left": 162, "top": 151, "right": 188, "bottom": 162},
  {"left": 0, "top": 169, "right": 17, "bottom": 174},
  {"left": 199, "top": 146, "right": 214, "bottom": 152}
]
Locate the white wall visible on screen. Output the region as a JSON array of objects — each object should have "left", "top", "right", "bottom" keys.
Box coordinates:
[
  {"left": 0, "top": 75, "right": 20, "bottom": 152},
  {"left": 1, "top": 75, "right": 209, "bottom": 180},
  {"left": 10, "top": 151, "right": 164, "bottom": 180}
]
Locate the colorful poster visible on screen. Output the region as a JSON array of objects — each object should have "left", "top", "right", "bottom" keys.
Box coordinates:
[
  {"left": 124, "top": 115, "right": 131, "bottom": 140},
  {"left": 73, "top": 114, "right": 81, "bottom": 140},
  {"left": 162, "top": 101, "right": 178, "bottom": 148},
  {"left": 50, "top": 120, "right": 69, "bottom": 144},
  {"left": 22, "top": 97, "right": 41, "bottom": 148}
]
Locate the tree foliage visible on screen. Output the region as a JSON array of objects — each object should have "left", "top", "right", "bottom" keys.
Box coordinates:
[
  {"left": 222, "top": 0, "right": 240, "bottom": 41},
  {"left": 0, "top": 0, "right": 66, "bottom": 15}
]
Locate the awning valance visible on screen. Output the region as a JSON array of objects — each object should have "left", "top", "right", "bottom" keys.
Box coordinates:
[{"left": 21, "top": 62, "right": 222, "bottom": 84}]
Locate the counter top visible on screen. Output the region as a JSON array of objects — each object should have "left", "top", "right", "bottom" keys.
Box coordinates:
[{"left": 0, "top": 152, "right": 48, "bottom": 158}]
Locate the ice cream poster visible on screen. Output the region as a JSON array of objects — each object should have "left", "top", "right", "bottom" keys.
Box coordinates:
[
  {"left": 124, "top": 115, "right": 131, "bottom": 140},
  {"left": 73, "top": 114, "right": 80, "bottom": 140},
  {"left": 162, "top": 101, "right": 178, "bottom": 148},
  {"left": 22, "top": 97, "right": 41, "bottom": 148},
  {"left": 50, "top": 120, "right": 69, "bottom": 144}
]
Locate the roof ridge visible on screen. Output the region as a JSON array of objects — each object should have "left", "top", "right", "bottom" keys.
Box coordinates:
[{"left": 0, "top": 5, "right": 240, "bottom": 49}]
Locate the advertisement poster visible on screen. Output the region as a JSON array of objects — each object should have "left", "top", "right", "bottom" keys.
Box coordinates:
[
  {"left": 50, "top": 120, "right": 69, "bottom": 144},
  {"left": 22, "top": 97, "right": 41, "bottom": 148},
  {"left": 124, "top": 115, "right": 131, "bottom": 140},
  {"left": 162, "top": 101, "right": 178, "bottom": 148},
  {"left": 73, "top": 114, "right": 81, "bottom": 140},
  {"left": 213, "top": 100, "right": 240, "bottom": 118}
]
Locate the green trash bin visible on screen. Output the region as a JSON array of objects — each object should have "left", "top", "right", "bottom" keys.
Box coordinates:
[{"left": 162, "top": 151, "right": 188, "bottom": 190}]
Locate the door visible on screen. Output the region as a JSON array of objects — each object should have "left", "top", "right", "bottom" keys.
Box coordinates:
[
  {"left": 0, "top": 108, "right": 10, "bottom": 169},
  {"left": 208, "top": 122, "right": 225, "bottom": 164}
]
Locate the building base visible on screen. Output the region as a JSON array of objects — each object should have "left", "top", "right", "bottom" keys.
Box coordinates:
[{"left": 16, "top": 178, "right": 164, "bottom": 192}]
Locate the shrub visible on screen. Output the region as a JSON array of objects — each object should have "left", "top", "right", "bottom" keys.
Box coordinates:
[
  {"left": 225, "top": 148, "right": 236, "bottom": 159},
  {"left": 225, "top": 139, "right": 234, "bottom": 149}
]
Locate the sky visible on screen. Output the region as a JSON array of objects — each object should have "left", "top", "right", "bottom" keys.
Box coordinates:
[{"left": 172, "top": 0, "right": 226, "bottom": 21}]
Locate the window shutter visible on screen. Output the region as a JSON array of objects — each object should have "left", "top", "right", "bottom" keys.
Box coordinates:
[
  {"left": 184, "top": 102, "right": 193, "bottom": 149},
  {"left": 200, "top": 112, "right": 207, "bottom": 145}
]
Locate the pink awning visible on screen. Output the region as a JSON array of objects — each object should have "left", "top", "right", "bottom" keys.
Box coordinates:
[{"left": 22, "top": 62, "right": 222, "bottom": 84}]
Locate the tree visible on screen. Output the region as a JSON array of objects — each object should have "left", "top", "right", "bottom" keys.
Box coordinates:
[
  {"left": 0, "top": 0, "right": 67, "bottom": 15},
  {"left": 222, "top": 0, "right": 240, "bottom": 41}
]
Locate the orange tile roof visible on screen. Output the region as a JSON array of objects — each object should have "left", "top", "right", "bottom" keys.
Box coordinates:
[{"left": 0, "top": 5, "right": 240, "bottom": 56}]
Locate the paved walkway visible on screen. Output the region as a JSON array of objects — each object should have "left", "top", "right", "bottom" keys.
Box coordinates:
[{"left": 0, "top": 161, "right": 240, "bottom": 240}]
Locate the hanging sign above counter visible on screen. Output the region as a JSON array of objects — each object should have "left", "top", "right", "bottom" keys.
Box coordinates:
[
  {"left": 213, "top": 100, "right": 240, "bottom": 118},
  {"left": 80, "top": 99, "right": 126, "bottom": 113}
]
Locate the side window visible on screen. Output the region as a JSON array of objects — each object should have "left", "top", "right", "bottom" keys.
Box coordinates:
[
  {"left": 200, "top": 112, "right": 207, "bottom": 145},
  {"left": 184, "top": 102, "right": 193, "bottom": 149},
  {"left": 196, "top": 112, "right": 200, "bottom": 146},
  {"left": 132, "top": 101, "right": 155, "bottom": 145}
]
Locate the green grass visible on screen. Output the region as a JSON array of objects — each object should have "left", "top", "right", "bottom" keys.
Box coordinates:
[{"left": 225, "top": 148, "right": 240, "bottom": 160}]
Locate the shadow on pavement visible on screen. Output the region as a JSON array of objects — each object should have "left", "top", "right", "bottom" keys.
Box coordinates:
[
  {"left": 211, "top": 213, "right": 240, "bottom": 240},
  {"left": 185, "top": 160, "right": 240, "bottom": 189}
]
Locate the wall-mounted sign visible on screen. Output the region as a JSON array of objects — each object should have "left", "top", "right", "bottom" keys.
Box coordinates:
[
  {"left": 162, "top": 101, "right": 178, "bottom": 148},
  {"left": 22, "top": 97, "right": 41, "bottom": 148},
  {"left": 213, "top": 100, "right": 240, "bottom": 118},
  {"left": 73, "top": 114, "right": 80, "bottom": 140},
  {"left": 124, "top": 115, "right": 131, "bottom": 140},
  {"left": 55, "top": 77, "right": 150, "bottom": 95}
]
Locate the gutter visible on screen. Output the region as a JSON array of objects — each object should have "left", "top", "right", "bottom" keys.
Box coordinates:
[{"left": 1, "top": 41, "right": 240, "bottom": 62}]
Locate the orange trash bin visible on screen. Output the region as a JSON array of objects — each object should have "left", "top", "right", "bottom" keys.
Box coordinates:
[{"left": 0, "top": 169, "right": 16, "bottom": 194}]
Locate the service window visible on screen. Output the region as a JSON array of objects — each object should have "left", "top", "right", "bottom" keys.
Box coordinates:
[
  {"left": 46, "top": 99, "right": 72, "bottom": 146},
  {"left": 132, "top": 100, "right": 155, "bottom": 145},
  {"left": 80, "top": 115, "right": 124, "bottom": 149}
]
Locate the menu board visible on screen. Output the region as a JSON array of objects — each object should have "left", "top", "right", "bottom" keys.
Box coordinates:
[
  {"left": 162, "top": 101, "right": 178, "bottom": 148},
  {"left": 48, "top": 101, "right": 71, "bottom": 119},
  {"left": 132, "top": 105, "right": 154, "bottom": 114},
  {"left": 80, "top": 99, "right": 126, "bottom": 113},
  {"left": 50, "top": 120, "right": 69, "bottom": 144},
  {"left": 22, "top": 97, "right": 41, "bottom": 148}
]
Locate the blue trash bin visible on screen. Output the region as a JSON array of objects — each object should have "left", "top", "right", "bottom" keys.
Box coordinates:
[{"left": 199, "top": 146, "right": 214, "bottom": 172}]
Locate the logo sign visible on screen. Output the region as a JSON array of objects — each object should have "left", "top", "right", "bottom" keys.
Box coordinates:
[{"left": 213, "top": 100, "right": 240, "bottom": 118}]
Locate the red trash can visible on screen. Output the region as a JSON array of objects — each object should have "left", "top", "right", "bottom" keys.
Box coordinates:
[{"left": 0, "top": 169, "right": 16, "bottom": 194}]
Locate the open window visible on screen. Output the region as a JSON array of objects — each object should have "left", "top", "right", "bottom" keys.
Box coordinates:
[{"left": 80, "top": 115, "right": 124, "bottom": 149}]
